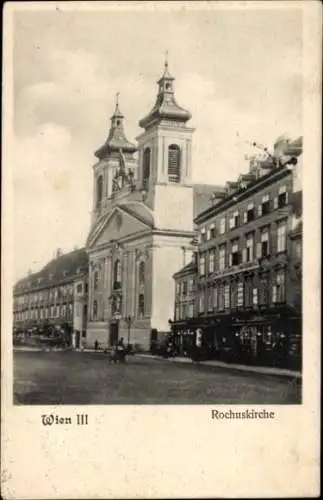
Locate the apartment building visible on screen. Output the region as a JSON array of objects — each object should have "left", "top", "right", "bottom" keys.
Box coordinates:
[
  {"left": 172, "top": 137, "right": 302, "bottom": 368},
  {"left": 13, "top": 248, "right": 88, "bottom": 347}
]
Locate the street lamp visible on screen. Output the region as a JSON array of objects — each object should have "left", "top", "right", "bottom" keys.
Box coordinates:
[{"left": 125, "top": 315, "right": 132, "bottom": 347}]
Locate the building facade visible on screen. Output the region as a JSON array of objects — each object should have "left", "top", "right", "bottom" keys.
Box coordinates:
[
  {"left": 85, "top": 62, "right": 205, "bottom": 350},
  {"left": 172, "top": 137, "right": 302, "bottom": 369},
  {"left": 13, "top": 248, "right": 88, "bottom": 347}
]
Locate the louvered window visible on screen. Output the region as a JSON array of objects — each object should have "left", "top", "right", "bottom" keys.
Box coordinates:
[{"left": 168, "top": 144, "right": 181, "bottom": 183}]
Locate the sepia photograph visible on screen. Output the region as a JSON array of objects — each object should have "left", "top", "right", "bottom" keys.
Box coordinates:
[
  {"left": 2, "top": 2, "right": 321, "bottom": 499},
  {"left": 10, "top": 3, "right": 305, "bottom": 406}
]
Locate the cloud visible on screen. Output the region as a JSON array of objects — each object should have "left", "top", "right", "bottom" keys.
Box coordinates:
[{"left": 12, "top": 11, "right": 302, "bottom": 280}]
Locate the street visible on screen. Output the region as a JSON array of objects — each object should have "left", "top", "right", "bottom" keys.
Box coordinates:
[{"left": 13, "top": 350, "right": 301, "bottom": 405}]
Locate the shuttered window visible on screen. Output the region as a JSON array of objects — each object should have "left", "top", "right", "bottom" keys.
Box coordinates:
[{"left": 168, "top": 144, "right": 181, "bottom": 183}]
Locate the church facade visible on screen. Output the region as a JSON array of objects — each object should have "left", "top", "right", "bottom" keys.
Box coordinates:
[{"left": 85, "top": 62, "right": 198, "bottom": 350}]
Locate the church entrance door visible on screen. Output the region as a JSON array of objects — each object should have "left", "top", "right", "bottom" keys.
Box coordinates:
[{"left": 110, "top": 321, "right": 119, "bottom": 346}]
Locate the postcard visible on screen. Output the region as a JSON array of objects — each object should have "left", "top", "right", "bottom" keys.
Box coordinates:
[{"left": 1, "top": 1, "right": 321, "bottom": 498}]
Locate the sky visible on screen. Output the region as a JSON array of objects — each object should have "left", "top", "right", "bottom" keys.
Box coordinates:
[{"left": 12, "top": 5, "right": 303, "bottom": 281}]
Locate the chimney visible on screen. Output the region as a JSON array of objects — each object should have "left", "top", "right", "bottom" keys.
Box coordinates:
[{"left": 56, "top": 248, "right": 62, "bottom": 258}]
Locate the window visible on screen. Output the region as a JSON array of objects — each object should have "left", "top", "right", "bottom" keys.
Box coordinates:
[
  {"left": 92, "top": 300, "right": 98, "bottom": 320},
  {"left": 199, "top": 254, "right": 206, "bottom": 276},
  {"left": 182, "top": 281, "right": 188, "bottom": 296},
  {"left": 237, "top": 281, "right": 244, "bottom": 307},
  {"left": 219, "top": 218, "right": 226, "bottom": 235},
  {"left": 209, "top": 223, "right": 216, "bottom": 239},
  {"left": 245, "top": 203, "right": 255, "bottom": 223},
  {"left": 259, "top": 278, "right": 269, "bottom": 305},
  {"left": 139, "top": 261, "right": 145, "bottom": 285},
  {"left": 259, "top": 194, "right": 270, "bottom": 216},
  {"left": 188, "top": 302, "right": 194, "bottom": 318},
  {"left": 188, "top": 279, "right": 194, "bottom": 294},
  {"left": 207, "top": 289, "right": 213, "bottom": 311},
  {"left": 272, "top": 272, "right": 285, "bottom": 303},
  {"left": 230, "top": 240, "right": 240, "bottom": 266},
  {"left": 198, "top": 293, "right": 205, "bottom": 313},
  {"left": 252, "top": 288, "right": 258, "bottom": 306},
  {"left": 295, "top": 240, "right": 302, "bottom": 260},
  {"left": 143, "top": 148, "right": 151, "bottom": 188},
  {"left": 229, "top": 211, "right": 239, "bottom": 229},
  {"left": 219, "top": 245, "right": 226, "bottom": 270},
  {"left": 209, "top": 251, "right": 215, "bottom": 273},
  {"left": 175, "top": 305, "right": 180, "bottom": 320},
  {"left": 113, "top": 260, "right": 121, "bottom": 287},
  {"left": 76, "top": 284, "right": 83, "bottom": 294},
  {"left": 218, "top": 284, "right": 225, "bottom": 310},
  {"left": 230, "top": 281, "right": 238, "bottom": 307},
  {"left": 260, "top": 228, "right": 270, "bottom": 257},
  {"left": 224, "top": 284, "right": 230, "bottom": 309},
  {"left": 96, "top": 175, "right": 103, "bottom": 208},
  {"left": 138, "top": 294, "right": 145, "bottom": 318},
  {"left": 176, "top": 283, "right": 180, "bottom": 296},
  {"left": 213, "top": 287, "right": 218, "bottom": 310},
  {"left": 246, "top": 233, "right": 254, "bottom": 262},
  {"left": 277, "top": 220, "right": 287, "bottom": 253},
  {"left": 168, "top": 144, "right": 181, "bottom": 183},
  {"left": 277, "top": 185, "right": 288, "bottom": 208},
  {"left": 244, "top": 280, "right": 253, "bottom": 307},
  {"left": 200, "top": 227, "right": 207, "bottom": 243}
]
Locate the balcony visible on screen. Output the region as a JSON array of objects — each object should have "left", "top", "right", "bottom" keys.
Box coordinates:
[{"left": 208, "top": 259, "right": 260, "bottom": 280}]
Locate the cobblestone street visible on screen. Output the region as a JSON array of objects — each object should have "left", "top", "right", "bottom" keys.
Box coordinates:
[{"left": 13, "top": 350, "right": 301, "bottom": 405}]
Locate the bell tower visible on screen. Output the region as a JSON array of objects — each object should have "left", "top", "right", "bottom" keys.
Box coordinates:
[
  {"left": 91, "top": 94, "right": 137, "bottom": 223},
  {"left": 136, "top": 57, "right": 195, "bottom": 231}
]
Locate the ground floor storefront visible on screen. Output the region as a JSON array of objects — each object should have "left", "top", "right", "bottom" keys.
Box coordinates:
[{"left": 171, "top": 307, "right": 302, "bottom": 370}]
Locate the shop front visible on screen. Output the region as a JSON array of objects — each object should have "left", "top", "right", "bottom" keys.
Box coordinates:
[{"left": 230, "top": 307, "right": 302, "bottom": 369}]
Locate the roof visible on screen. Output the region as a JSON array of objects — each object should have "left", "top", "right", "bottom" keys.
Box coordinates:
[
  {"left": 139, "top": 94, "right": 191, "bottom": 129},
  {"left": 95, "top": 103, "right": 137, "bottom": 159},
  {"left": 195, "top": 164, "right": 291, "bottom": 224},
  {"left": 173, "top": 260, "right": 197, "bottom": 279},
  {"left": 193, "top": 184, "right": 225, "bottom": 218},
  {"left": 139, "top": 66, "right": 191, "bottom": 129},
  {"left": 118, "top": 201, "right": 155, "bottom": 227},
  {"left": 14, "top": 248, "right": 88, "bottom": 294}
]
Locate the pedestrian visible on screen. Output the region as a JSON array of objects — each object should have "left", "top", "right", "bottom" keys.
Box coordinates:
[
  {"left": 116, "top": 337, "right": 126, "bottom": 362},
  {"left": 94, "top": 339, "right": 99, "bottom": 351}
]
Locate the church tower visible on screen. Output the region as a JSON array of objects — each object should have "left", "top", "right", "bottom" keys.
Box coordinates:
[
  {"left": 92, "top": 95, "right": 137, "bottom": 223},
  {"left": 136, "top": 58, "right": 195, "bottom": 231}
]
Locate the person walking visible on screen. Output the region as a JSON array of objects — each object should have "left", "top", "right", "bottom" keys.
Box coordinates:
[{"left": 116, "top": 337, "right": 126, "bottom": 362}]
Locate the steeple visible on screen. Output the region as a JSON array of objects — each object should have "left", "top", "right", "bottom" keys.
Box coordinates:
[
  {"left": 139, "top": 56, "right": 191, "bottom": 130},
  {"left": 95, "top": 94, "right": 137, "bottom": 159}
]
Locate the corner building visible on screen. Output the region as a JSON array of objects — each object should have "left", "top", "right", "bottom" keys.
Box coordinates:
[
  {"left": 172, "top": 137, "right": 302, "bottom": 369},
  {"left": 86, "top": 63, "right": 200, "bottom": 350}
]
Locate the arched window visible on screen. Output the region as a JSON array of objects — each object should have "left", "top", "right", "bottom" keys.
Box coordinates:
[
  {"left": 168, "top": 144, "right": 181, "bottom": 183},
  {"left": 113, "top": 260, "right": 121, "bottom": 288},
  {"left": 139, "top": 261, "right": 145, "bottom": 285},
  {"left": 96, "top": 175, "right": 103, "bottom": 208},
  {"left": 92, "top": 300, "right": 98, "bottom": 321},
  {"left": 138, "top": 293, "right": 145, "bottom": 318},
  {"left": 143, "top": 148, "right": 151, "bottom": 188}
]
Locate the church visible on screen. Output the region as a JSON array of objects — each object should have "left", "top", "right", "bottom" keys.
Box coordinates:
[{"left": 86, "top": 61, "right": 217, "bottom": 350}]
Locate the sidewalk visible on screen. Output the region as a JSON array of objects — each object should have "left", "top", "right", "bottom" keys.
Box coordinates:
[{"left": 137, "top": 353, "right": 302, "bottom": 379}]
